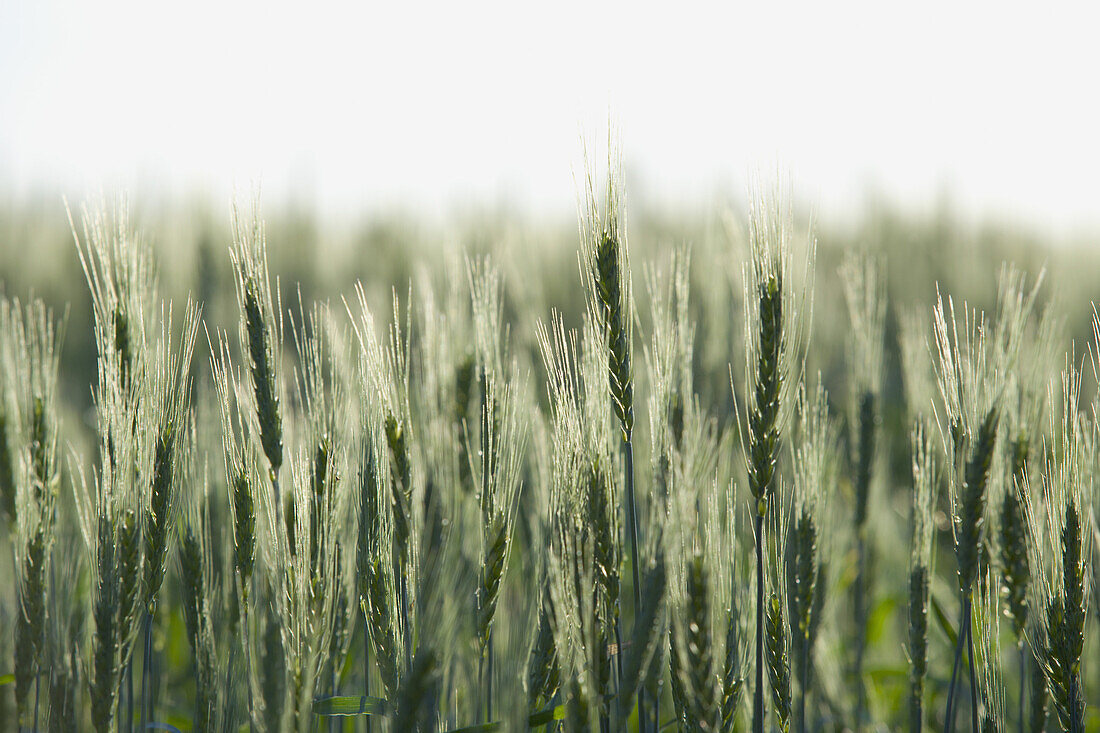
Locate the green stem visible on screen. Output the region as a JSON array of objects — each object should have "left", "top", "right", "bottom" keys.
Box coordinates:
[
  {"left": 753, "top": 512, "right": 765, "bottom": 733},
  {"left": 141, "top": 609, "right": 153, "bottom": 732},
  {"left": 487, "top": 632, "right": 494, "bottom": 723},
  {"left": 944, "top": 594, "right": 971, "bottom": 733},
  {"left": 966, "top": 613, "right": 978, "bottom": 732},
  {"left": 623, "top": 439, "right": 643, "bottom": 731},
  {"left": 365, "top": 617, "right": 373, "bottom": 733},
  {"left": 241, "top": 586, "right": 255, "bottom": 733}
]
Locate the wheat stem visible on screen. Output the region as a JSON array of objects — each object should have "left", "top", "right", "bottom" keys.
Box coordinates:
[
  {"left": 364, "top": 617, "right": 373, "bottom": 733},
  {"left": 753, "top": 512, "right": 765, "bottom": 733},
  {"left": 139, "top": 612, "right": 152, "bottom": 732},
  {"left": 907, "top": 565, "right": 929, "bottom": 733},
  {"left": 622, "top": 439, "right": 643, "bottom": 719},
  {"left": 944, "top": 594, "right": 970, "bottom": 733}
]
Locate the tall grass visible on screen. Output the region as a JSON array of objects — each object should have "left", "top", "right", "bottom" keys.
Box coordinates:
[{"left": 1, "top": 167, "right": 1098, "bottom": 733}]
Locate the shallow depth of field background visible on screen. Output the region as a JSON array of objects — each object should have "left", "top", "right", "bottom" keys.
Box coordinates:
[
  {"left": 3, "top": 2, "right": 1100, "bottom": 732},
  {"left": 4, "top": 0, "right": 1100, "bottom": 397}
]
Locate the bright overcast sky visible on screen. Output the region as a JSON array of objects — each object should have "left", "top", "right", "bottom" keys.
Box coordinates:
[{"left": 3, "top": 0, "right": 1100, "bottom": 231}]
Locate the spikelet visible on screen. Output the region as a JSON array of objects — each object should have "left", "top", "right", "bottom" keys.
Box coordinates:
[
  {"left": 179, "top": 477, "right": 219, "bottom": 733},
  {"left": 477, "top": 518, "right": 509, "bottom": 651},
  {"left": 275, "top": 449, "right": 343, "bottom": 732},
  {"left": 839, "top": 254, "right": 886, "bottom": 529},
  {"left": 998, "top": 302, "right": 1059, "bottom": 634},
  {"left": 350, "top": 284, "right": 414, "bottom": 589},
  {"left": 469, "top": 262, "right": 528, "bottom": 657},
  {"left": 786, "top": 381, "right": 835, "bottom": 715},
  {"left": 957, "top": 408, "right": 1000, "bottom": 594},
  {"left": 46, "top": 539, "right": 84, "bottom": 733},
  {"left": 907, "top": 424, "right": 936, "bottom": 733},
  {"left": 1, "top": 298, "right": 64, "bottom": 528},
  {"left": 210, "top": 336, "right": 259, "bottom": 599},
  {"left": 115, "top": 507, "right": 143, "bottom": 664},
  {"left": 719, "top": 492, "right": 749, "bottom": 733},
  {"left": 454, "top": 352, "right": 477, "bottom": 494},
  {"left": 973, "top": 575, "right": 1006, "bottom": 731},
  {"left": 906, "top": 564, "right": 930, "bottom": 732},
  {"left": 933, "top": 267, "right": 1039, "bottom": 599},
  {"left": 580, "top": 156, "right": 633, "bottom": 444},
  {"left": 349, "top": 288, "right": 414, "bottom": 703},
  {"left": 685, "top": 554, "right": 719, "bottom": 729},
  {"left": 90, "top": 513, "right": 120, "bottom": 733},
  {"left": 732, "top": 191, "right": 813, "bottom": 733},
  {"left": 1025, "top": 364, "right": 1092, "bottom": 732},
  {"left": 71, "top": 198, "right": 155, "bottom": 397},
  {"left": 288, "top": 298, "right": 344, "bottom": 582},
  {"left": 527, "top": 598, "right": 561, "bottom": 710},
  {"left": 14, "top": 525, "right": 47, "bottom": 724},
  {"left": 995, "top": 300, "right": 1051, "bottom": 647},
  {"left": 765, "top": 591, "right": 791, "bottom": 732},
  {"left": 229, "top": 201, "right": 285, "bottom": 484},
  {"left": 999, "top": 463, "right": 1031, "bottom": 643},
  {"left": 545, "top": 473, "right": 601, "bottom": 732},
  {"left": 537, "top": 311, "right": 613, "bottom": 688},
  {"left": 143, "top": 302, "right": 199, "bottom": 613},
  {"left": 664, "top": 415, "right": 723, "bottom": 732},
  {"left": 353, "top": 380, "right": 402, "bottom": 704},
  {"left": 3, "top": 296, "right": 64, "bottom": 727},
  {"left": 365, "top": 556, "right": 401, "bottom": 698},
  {"left": 644, "top": 247, "right": 695, "bottom": 512},
  {"left": 738, "top": 189, "right": 815, "bottom": 518},
  {"left": 70, "top": 199, "right": 165, "bottom": 733}
]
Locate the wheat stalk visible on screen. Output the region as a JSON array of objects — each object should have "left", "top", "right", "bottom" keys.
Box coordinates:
[
  {"left": 765, "top": 591, "right": 791, "bottom": 733},
  {"left": 179, "top": 485, "right": 219, "bottom": 733},
  {"left": 735, "top": 190, "right": 814, "bottom": 733},
  {"left": 3, "top": 296, "right": 64, "bottom": 730},
  {"left": 579, "top": 158, "right": 642, "bottom": 728},
  {"left": 839, "top": 254, "right": 885, "bottom": 731},
  {"left": 1025, "top": 367, "right": 1091, "bottom": 733},
  {"left": 907, "top": 424, "right": 936, "bottom": 733},
  {"left": 229, "top": 202, "right": 285, "bottom": 505},
  {"left": 934, "top": 267, "right": 1039, "bottom": 733},
  {"left": 785, "top": 381, "right": 835, "bottom": 732}
]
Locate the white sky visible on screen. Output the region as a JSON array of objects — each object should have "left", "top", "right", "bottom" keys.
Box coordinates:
[{"left": 3, "top": 0, "right": 1100, "bottom": 231}]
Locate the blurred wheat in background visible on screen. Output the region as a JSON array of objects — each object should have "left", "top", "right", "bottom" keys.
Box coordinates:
[{"left": 0, "top": 157, "right": 1098, "bottom": 733}]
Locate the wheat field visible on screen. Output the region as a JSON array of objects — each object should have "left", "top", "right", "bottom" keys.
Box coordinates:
[{"left": 0, "top": 169, "right": 1097, "bottom": 733}]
